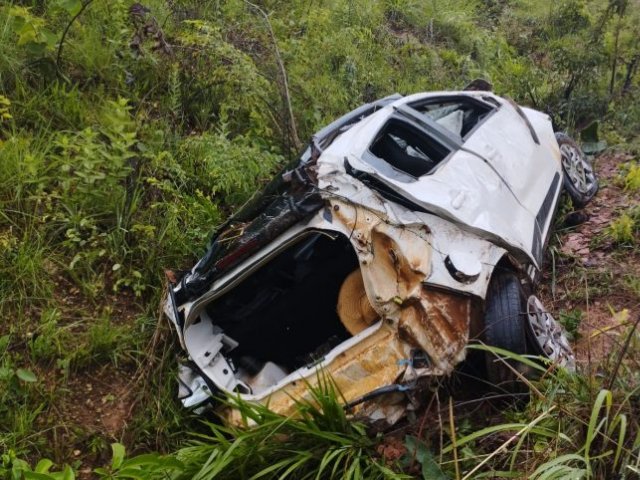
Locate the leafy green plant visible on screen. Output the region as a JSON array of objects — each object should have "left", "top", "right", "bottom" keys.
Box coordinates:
[
  {"left": 1, "top": 443, "right": 179, "bottom": 480},
  {"left": 0, "top": 332, "right": 45, "bottom": 458},
  {"left": 94, "top": 443, "right": 184, "bottom": 480},
  {"left": 178, "top": 130, "right": 284, "bottom": 207},
  {"left": 623, "top": 162, "right": 640, "bottom": 191},
  {"left": 3, "top": 6, "right": 56, "bottom": 57},
  {"left": 1, "top": 452, "right": 76, "bottom": 480},
  {"left": 1, "top": 0, "right": 640, "bottom": 472},
  {"left": 403, "top": 436, "right": 447, "bottom": 480},
  {"left": 559, "top": 309, "right": 583, "bottom": 340},
  {"left": 608, "top": 212, "right": 636, "bottom": 244}
]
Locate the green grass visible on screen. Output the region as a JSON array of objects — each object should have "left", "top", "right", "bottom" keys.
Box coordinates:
[
  {"left": 6, "top": 343, "right": 640, "bottom": 479},
  {"left": 3, "top": 377, "right": 409, "bottom": 479},
  {"left": 0, "top": 0, "right": 640, "bottom": 477},
  {"left": 607, "top": 206, "right": 640, "bottom": 246}
]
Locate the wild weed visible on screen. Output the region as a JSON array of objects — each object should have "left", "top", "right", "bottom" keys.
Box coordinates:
[
  {"left": 623, "top": 162, "right": 640, "bottom": 192},
  {"left": 173, "top": 377, "right": 406, "bottom": 480},
  {"left": 437, "top": 335, "right": 640, "bottom": 479},
  {"left": 608, "top": 211, "right": 637, "bottom": 245}
]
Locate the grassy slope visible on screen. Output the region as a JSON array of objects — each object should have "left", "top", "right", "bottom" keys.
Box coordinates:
[{"left": 0, "top": 0, "right": 639, "bottom": 477}]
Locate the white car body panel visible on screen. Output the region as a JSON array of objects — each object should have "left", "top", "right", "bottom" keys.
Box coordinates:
[{"left": 317, "top": 91, "right": 563, "bottom": 266}]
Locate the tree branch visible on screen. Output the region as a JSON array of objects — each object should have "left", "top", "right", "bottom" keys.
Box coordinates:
[
  {"left": 56, "top": 0, "right": 96, "bottom": 75},
  {"left": 244, "top": 1, "right": 302, "bottom": 151}
]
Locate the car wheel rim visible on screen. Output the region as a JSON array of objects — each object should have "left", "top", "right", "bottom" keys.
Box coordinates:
[
  {"left": 526, "top": 296, "right": 576, "bottom": 372},
  {"left": 560, "top": 143, "right": 596, "bottom": 195}
]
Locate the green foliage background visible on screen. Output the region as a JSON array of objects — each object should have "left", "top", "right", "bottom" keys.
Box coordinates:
[{"left": 0, "top": 0, "right": 639, "bottom": 476}]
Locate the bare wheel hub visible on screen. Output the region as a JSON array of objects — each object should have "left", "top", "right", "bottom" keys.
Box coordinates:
[{"left": 526, "top": 296, "right": 576, "bottom": 372}]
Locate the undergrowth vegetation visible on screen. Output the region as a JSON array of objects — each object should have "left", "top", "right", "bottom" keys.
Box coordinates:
[{"left": 1, "top": 0, "right": 639, "bottom": 478}]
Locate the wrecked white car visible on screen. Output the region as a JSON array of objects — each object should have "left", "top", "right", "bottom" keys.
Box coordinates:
[{"left": 164, "top": 90, "right": 596, "bottom": 424}]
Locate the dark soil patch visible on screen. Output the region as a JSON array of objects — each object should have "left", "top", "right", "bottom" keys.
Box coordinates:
[
  {"left": 44, "top": 364, "right": 137, "bottom": 478},
  {"left": 59, "top": 365, "right": 135, "bottom": 438}
]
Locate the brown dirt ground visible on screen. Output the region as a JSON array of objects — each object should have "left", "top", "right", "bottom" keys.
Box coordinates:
[
  {"left": 57, "top": 366, "right": 135, "bottom": 439},
  {"left": 41, "top": 365, "right": 138, "bottom": 476},
  {"left": 538, "top": 150, "right": 640, "bottom": 367},
  {"left": 36, "top": 280, "right": 146, "bottom": 476}
]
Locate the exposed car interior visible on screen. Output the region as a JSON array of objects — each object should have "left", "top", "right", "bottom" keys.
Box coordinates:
[
  {"left": 370, "top": 119, "right": 451, "bottom": 177},
  {"left": 194, "top": 232, "right": 375, "bottom": 395},
  {"left": 368, "top": 98, "right": 494, "bottom": 178}
]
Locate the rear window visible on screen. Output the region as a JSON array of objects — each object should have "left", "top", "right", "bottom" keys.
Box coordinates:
[
  {"left": 370, "top": 119, "right": 450, "bottom": 177},
  {"left": 411, "top": 98, "right": 493, "bottom": 138}
]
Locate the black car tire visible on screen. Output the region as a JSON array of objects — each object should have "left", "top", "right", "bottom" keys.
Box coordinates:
[
  {"left": 555, "top": 132, "right": 598, "bottom": 208},
  {"left": 482, "top": 271, "right": 529, "bottom": 391}
]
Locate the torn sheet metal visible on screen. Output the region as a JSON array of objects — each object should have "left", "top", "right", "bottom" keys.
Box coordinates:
[
  {"left": 328, "top": 199, "right": 470, "bottom": 372},
  {"left": 208, "top": 198, "right": 479, "bottom": 424}
]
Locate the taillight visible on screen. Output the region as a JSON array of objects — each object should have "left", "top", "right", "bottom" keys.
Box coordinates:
[{"left": 213, "top": 238, "right": 260, "bottom": 272}]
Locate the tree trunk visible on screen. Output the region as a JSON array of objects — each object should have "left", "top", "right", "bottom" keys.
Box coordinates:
[{"left": 622, "top": 54, "right": 640, "bottom": 94}]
